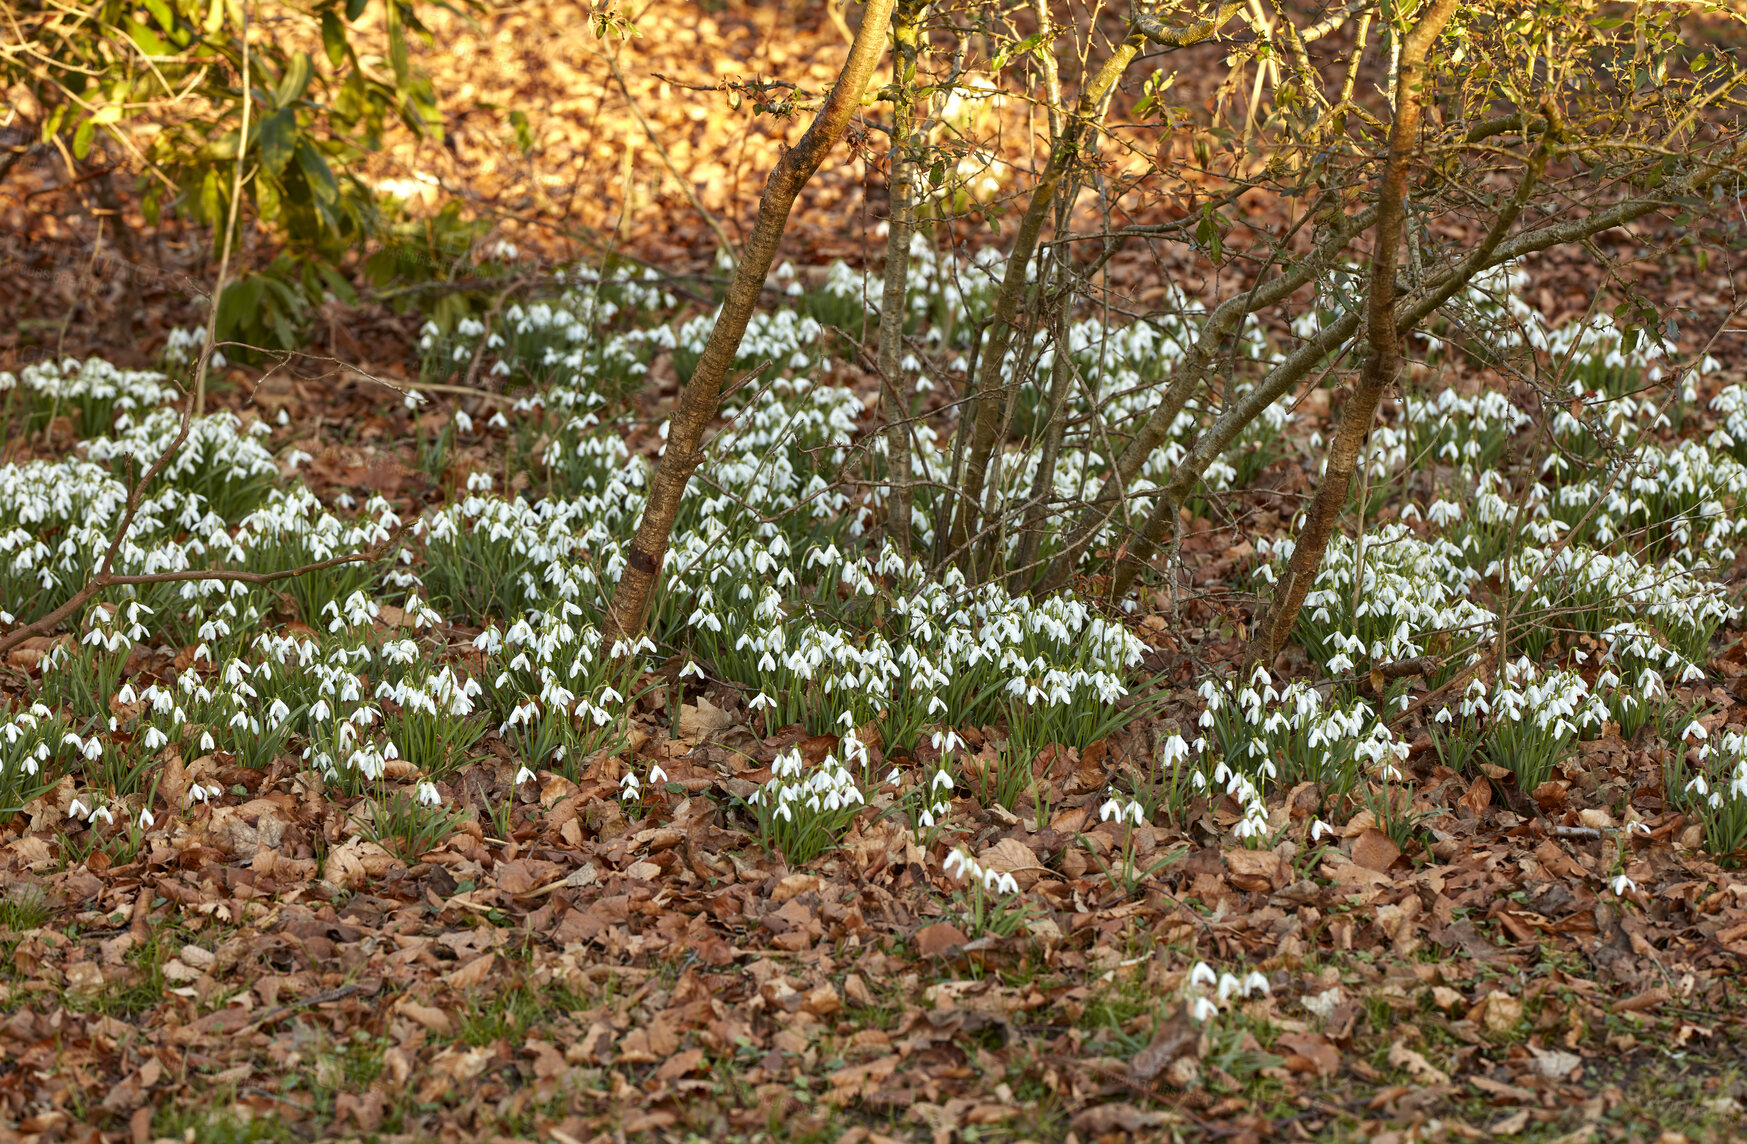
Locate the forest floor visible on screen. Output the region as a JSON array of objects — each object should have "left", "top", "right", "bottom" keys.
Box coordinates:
[{"left": 3, "top": 3, "right": 1747, "bottom": 1144}]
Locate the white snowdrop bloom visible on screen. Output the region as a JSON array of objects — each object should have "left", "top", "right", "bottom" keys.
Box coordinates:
[
  {"left": 416, "top": 782, "right": 443, "bottom": 807},
  {"left": 1611, "top": 874, "right": 1638, "bottom": 896},
  {"left": 515, "top": 766, "right": 537, "bottom": 784},
  {"left": 1241, "top": 971, "right": 1271, "bottom": 996},
  {"left": 1188, "top": 962, "right": 1217, "bottom": 990},
  {"left": 138, "top": 808, "right": 156, "bottom": 829},
  {"left": 649, "top": 765, "right": 669, "bottom": 785},
  {"left": 1189, "top": 996, "right": 1220, "bottom": 1023},
  {"left": 930, "top": 729, "right": 964, "bottom": 753},
  {"left": 1100, "top": 796, "right": 1145, "bottom": 826},
  {"left": 1682, "top": 721, "right": 1708, "bottom": 743},
  {"left": 68, "top": 798, "right": 90, "bottom": 820}
]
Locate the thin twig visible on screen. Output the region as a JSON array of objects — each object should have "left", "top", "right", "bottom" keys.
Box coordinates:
[
  {"left": 194, "top": 0, "right": 249, "bottom": 417},
  {"left": 603, "top": 50, "right": 737, "bottom": 263}
]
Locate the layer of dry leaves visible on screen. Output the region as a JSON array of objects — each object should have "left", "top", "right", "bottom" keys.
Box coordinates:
[{"left": 3, "top": 621, "right": 1747, "bottom": 1144}]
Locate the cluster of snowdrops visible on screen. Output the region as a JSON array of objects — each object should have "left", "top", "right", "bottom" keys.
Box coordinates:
[{"left": 3, "top": 257, "right": 1746, "bottom": 941}]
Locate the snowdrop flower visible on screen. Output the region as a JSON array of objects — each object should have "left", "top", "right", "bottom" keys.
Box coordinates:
[
  {"left": 748, "top": 692, "right": 775, "bottom": 712},
  {"left": 930, "top": 729, "right": 964, "bottom": 754},
  {"left": 1611, "top": 874, "right": 1638, "bottom": 896},
  {"left": 649, "top": 765, "right": 669, "bottom": 785},
  {"left": 416, "top": 782, "right": 442, "bottom": 807},
  {"left": 68, "top": 798, "right": 90, "bottom": 820},
  {"left": 1242, "top": 971, "right": 1271, "bottom": 996},
  {"left": 90, "top": 805, "right": 115, "bottom": 826},
  {"left": 138, "top": 808, "right": 156, "bottom": 829},
  {"left": 200, "top": 730, "right": 216, "bottom": 752},
  {"left": 188, "top": 783, "right": 220, "bottom": 805},
  {"left": 1216, "top": 973, "right": 1244, "bottom": 1003},
  {"left": 1188, "top": 996, "right": 1220, "bottom": 1023},
  {"left": 515, "top": 766, "right": 537, "bottom": 784},
  {"left": 943, "top": 848, "right": 981, "bottom": 881},
  {"left": 679, "top": 660, "right": 705, "bottom": 680},
  {"left": 1099, "top": 796, "right": 1145, "bottom": 827},
  {"left": 1310, "top": 820, "right": 1335, "bottom": 842},
  {"left": 1188, "top": 962, "right": 1217, "bottom": 990},
  {"left": 1681, "top": 720, "right": 1708, "bottom": 743}
]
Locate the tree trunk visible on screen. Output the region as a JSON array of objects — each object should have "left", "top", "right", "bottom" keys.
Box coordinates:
[
  {"left": 1247, "top": 0, "right": 1458, "bottom": 663},
  {"left": 878, "top": 0, "right": 929, "bottom": 557},
  {"left": 939, "top": 29, "right": 1147, "bottom": 572},
  {"left": 601, "top": 0, "right": 897, "bottom": 646}
]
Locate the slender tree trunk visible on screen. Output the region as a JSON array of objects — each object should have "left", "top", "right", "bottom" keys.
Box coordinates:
[
  {"left": 601, "top": 0, "right": 897, "bottom": 647},
  {"left": 1247, "top": 0, "right": 1458, "bottom": 663},
  {"left": 878, "top": 0, "right": 929, "bottom": 557},
  {"left": 1012, "top": 272, "right": 1074, "bottom": 581},
  {"left": 939, "top": 29, "right": 1147, "bottom": 571}
]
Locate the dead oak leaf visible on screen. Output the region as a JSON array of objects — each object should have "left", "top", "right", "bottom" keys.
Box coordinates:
[
  {"left": 619, "top": 1014, "right": 681, "bottom": 1062},
  {"left": 1351, "top": 828, "right": 1402, "bottom": 873},
  {"left": 914, "top": 922, "right": 968, "bottom": 958},
  {"left": 654, "top": 1047, "right": 706, "bottom": 1083},
  {"left": 1069, "top": 1103, "right": 1172, "bottom": 1133},
  {"left": 1387, "top": 1040, "right": 1450, "bottom": 1086},
  {"left": 826, "top": 1056, "right": 899, "bottom": 1106},
  {"left": 443, "top": 952, "right": 495, "bottom": 990},
  {"left": 1275, "top": 1031, "right": 1341, "bottom": 1078}
]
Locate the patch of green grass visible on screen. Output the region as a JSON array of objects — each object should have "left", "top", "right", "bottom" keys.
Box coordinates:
[
  {"left": 450, "top": 978, "right": 590, "bottom": 1047},
  {"left": 152, "top": 1105, "right": 300, "bottom": 1144},
  {"left": 318, "top": 1030, "right": 388, "bottom": 1092},
  {"left": 0, "top": 883, "right": 50, "bottom": 932},
  {"left": 68, "top": 931, "right": 173, "bottom": 1018}
]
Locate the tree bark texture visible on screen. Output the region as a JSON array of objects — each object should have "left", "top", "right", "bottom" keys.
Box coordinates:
[
  {"left": 601, "top": 0, "right": 898, "bottom": 646},
  {"left": 1248, "top": 0, "right": 1459, "bottom": 662}
]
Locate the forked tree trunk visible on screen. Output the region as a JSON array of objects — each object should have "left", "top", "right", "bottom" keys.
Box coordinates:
[
  {"left": 947, "top": 5, "right": 1245, "bottom": 578},
  {"left": 1247, "top": 0, "right": 1458, "bottom": 664},
  {"left": 940, "top": 28, "right": 1149, "bottom": 572},
  {"left": 601, "top": 0, "right": 898, "bottom": 646}
]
